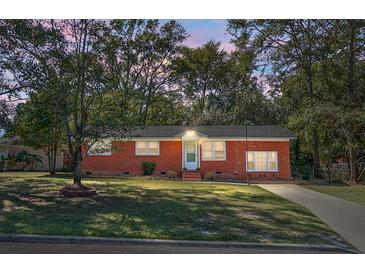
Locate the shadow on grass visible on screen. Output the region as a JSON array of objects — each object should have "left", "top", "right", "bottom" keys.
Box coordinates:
[
  {"left": 0, "top": 177, "right": 348, "bottom": 246},
  {"left": 40, "top": 173, "right": 73, "bottom": 179}
]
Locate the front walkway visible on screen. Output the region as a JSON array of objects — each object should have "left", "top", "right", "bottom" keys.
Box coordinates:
[{"left": 259, "top": 184, "right": 365, "bottom": 253}]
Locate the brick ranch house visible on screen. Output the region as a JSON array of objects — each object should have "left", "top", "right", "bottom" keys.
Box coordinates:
[{"left": 82, "top": 125, "right": 296, "bottom": 181}]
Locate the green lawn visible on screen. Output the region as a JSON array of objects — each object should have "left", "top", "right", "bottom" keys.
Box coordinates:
[
  {"left": 305, "top": 184, "right": 365, "bottom": 207},
  {"left": 0, "top": 172, "right": 348, "bottom": 246}
]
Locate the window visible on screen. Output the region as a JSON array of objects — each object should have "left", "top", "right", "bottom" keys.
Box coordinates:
[
  {"left": 135, "top": 141, "right": 159, "bottom": 156},
  {"left": 247, "top": 151, "right": 278, "bottom": 172},
  {"left": 202, "top": 141, "right": 226, "bottom": 160},
  {"left": 185, "top": 142, "right": 196, "bottom": 162},
  {"left": 88, "top": 140, "right": 112, "bottom": 156}
]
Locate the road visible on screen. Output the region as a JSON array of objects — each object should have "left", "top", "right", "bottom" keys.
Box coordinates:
[{"left": 0, "top": 241, "right": 346, "bottom": 254}]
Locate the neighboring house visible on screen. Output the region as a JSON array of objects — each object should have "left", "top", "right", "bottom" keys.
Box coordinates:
[
  {"left": 0, "top": 137, "right": 67, "bottom": 171},
  {"left": 83, "top": 125, "right": 296, "bottom": 180}
]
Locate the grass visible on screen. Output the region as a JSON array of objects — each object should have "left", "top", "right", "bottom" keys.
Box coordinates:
[
  {"left": 305, "top": 184, "right": 365, "bottom": 207},
  {"left": 0, "top": 172, "right": 348, "bottom": 246}
]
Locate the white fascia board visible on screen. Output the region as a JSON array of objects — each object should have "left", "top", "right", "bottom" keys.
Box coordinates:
[
  {"left": 109, "top": 137, "right": 294, "bottom": 142},
  {"left": 200, "top": 137, "right": 294, "bottom": 142}
]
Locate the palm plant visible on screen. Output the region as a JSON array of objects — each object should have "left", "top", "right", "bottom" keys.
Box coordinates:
[{"left": 15, "top": 150, "right": 43, "bottom": 171}]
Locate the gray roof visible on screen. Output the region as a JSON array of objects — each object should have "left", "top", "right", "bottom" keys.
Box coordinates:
[{"left": 130, "top": 125, "right": 295, "bottom": 138}]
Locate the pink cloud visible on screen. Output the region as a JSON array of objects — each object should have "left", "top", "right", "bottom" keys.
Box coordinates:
[{"left": 179, "top": 19, "right": 235, "bottom": 52}]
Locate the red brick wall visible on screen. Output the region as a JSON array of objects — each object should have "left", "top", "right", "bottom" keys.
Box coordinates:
[
  {"left": 199, "top": 141, "right": 291, "bottom": 180},
  {"left": 81, "top": 140, "right": 291, "bottom": 179},
  {"left": 82, "top": 141, "right": 182, "bottom": 176}
]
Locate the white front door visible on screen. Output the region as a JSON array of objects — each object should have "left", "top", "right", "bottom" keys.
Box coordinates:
[{"left": 184, "top": 141, "right": 198, "bottom": 170}]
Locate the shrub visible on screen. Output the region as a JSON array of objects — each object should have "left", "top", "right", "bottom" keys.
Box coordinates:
[
  {"left": 57, "top": 166, "right": 73, "bottom": 172},
  {"left": 142, "top": 161, "right": 156, "bottom": 176},
  {"left": 167, "top": 170, "right": 178, "bottom": 179},
  {"left": 204, "top": 171, "right": 215, "bottom": 181},
  {"left": 214, "top": 172, "right": 235, "bottom": 181},
  {"left": 302, "top": 167, "right": 310, "bottom": 180},
  {"left": 302, "top": 172, "right": 309, "bottom": 180}
]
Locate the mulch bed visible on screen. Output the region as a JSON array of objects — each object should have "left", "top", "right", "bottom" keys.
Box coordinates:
[{"left": 60, "top": 185, "right": 97, "bottom": 197}]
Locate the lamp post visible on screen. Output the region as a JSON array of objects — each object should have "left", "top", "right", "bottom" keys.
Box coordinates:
[{"left": 244, "top": 120, "right": 252, "bottom": 185}]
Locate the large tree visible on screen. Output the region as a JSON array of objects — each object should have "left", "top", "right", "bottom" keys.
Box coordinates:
[
  {"left": 314, "top": 20, "right": 365, "bottom": 182},
  {"left": 11, "top": 91, "right": 65, "bottom": 174},
  {"left": 0, "top": 20, "right": 134, "bottom": 186},
  {"left": 94, "top": 19, "right": 187, "bottom": 126},
  {"left": 228, "top": 19, "right": 365, "bottom": 182},
  {"left": 173, "top": 40, "right": 276, "bottom": 125},
  {"left": 173, "top": 41, "right": 228, "bottom": 123},
  {"left": 228, "top": 20, "right": 327, "bottom": 177}
]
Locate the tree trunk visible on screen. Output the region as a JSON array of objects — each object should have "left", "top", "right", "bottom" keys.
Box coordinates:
[
  {"left": 73, "top": 146, "right": 82, "bottom": 186},
  {"left": 49, "top": 152, "right": 55, "bottom": 174},
  {"left": 142, "top": 104, "right": 149, "bottom": 126},
  {"left": 47, "top": 147, "right": 52, "bottom": 174},
  {"left": 47, "top": 146, "right": 56, "bottom": 175},
  {"left": 312, "top": 128, "right": 321, "bottom": 177},
  {"left": 306, "top": 66, "right": 321, "bottom": 178},
  {"left": 348, "top": 148, "right": 359, "bottom": 183},
  {"left": 51, "top": 143, "right": 57, "bottom": 174}
]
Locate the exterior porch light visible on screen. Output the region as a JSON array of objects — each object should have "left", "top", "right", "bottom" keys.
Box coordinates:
[{"left": 186, "top": 130, "right": 196, "bottom": 136}]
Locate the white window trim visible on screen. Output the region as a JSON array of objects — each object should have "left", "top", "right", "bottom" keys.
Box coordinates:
[
  {"left": 87, "top": 140, "right": 112, "bottom": 156},
  {"left": 135, "top": 141, "right": 160, "bottom": 156},
  {"left": 201, "top": 141, "right": 226, "bottom": 161},
  {"left": 246, "top": 151, "right": 278, "bottom": 172}
]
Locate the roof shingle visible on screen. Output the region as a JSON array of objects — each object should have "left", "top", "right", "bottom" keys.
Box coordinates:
[{"left": 130, "top": 125, "right": 295, "bottom": 138}]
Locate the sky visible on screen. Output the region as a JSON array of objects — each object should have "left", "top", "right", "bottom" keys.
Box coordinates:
[{"left": 162, "top": 19, "right": 234, "bottom": 52}]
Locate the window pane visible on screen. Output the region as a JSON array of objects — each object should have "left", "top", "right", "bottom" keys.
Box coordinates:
[
  {"left": 203, "top": 141, "right": 225, "bottom": 160},
  {"left": 215, "top": 150, "right": 225, "bottom": 159},
  {"left": 136, "top": 142, "right": 146, "bottom": 149},
  {"left": 149, "top": 142, "right": 159, "bottom": 149},
  {"left": 148, "top": 146, "right": 159, "bottom": 155},
  {"left": 268, "top": 152, "right": 277, "bottom": 170},
  {"left": 203, "top": 142, "right": 212, "bottom": 152},
  {"left": 248, "top": 162, "right": 255, "bottom": 171},
  {"left": 202, "top": 142, "right": 213, "bottom": 160},
  {"left": 136, "top": 142, "right": 147, "bottom": 155},
  {"left": 203, "top": 150, "right": 213, "bottom": 159},
  {"left": 268, "top": 151, "right": 277, "bottom": 161},
  {"left": 136, "top": 141, "right": 159, "bottom": 155},
  {"left": 215, "top": 142, "right": 224, "bottom": 151},
  {"left": 136, "top": 147, "right": 146, "bottom": 155},
  {"left": 148, "top": 148, "right": 158, "bottom": 155},
  {"left": 214, "top": 142, "right": 225, "bottom": 159},
  {"left": 247, "top": 151, "right": 254, "bottom": 162},
  {"left": 247, "top": 151, "right": 277, "bottom": 171},
  {"left": 186, "top": 142, "right": 195, "bottom": 153},
  {"left": 187, "top": 153, "right": 195, "bottom": 162},
  {"left": 149, "top": 142, "right": 159, "bottom": 155},
  {"left": 255, "top": 152, "right": 268, "bottom": 171},
  {"left": 268, "top": 161, "right": 277, "bottom": 171}
]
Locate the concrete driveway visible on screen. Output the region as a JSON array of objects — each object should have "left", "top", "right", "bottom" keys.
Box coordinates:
[{"left": 259, "top": 184, "right": 365, "bottom": 253}]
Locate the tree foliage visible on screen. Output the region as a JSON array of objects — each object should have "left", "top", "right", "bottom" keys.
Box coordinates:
[
  {"left": 229, "top": 19, "right": 365, "bottom": 182},
  {"left": 11, "top": 92, "right": 64, "bottom": 174},
  {"left": 1, "top": 19, "right": 364, "bottom": 184}
]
